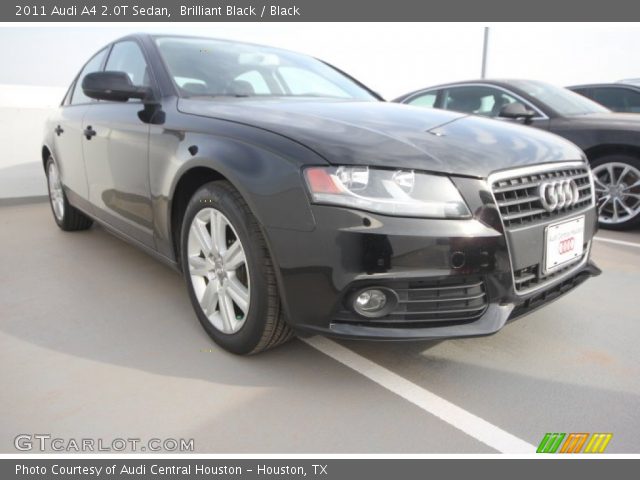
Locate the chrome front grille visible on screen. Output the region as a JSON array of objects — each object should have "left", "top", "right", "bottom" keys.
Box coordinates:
[
  {"left": 489, "top": 162, "right": 595, "bottom": 295},
  {"left": 491, "top": 164, "right": 593, "bottom": 228}
]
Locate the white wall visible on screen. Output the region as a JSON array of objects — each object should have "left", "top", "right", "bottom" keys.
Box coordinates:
[
  {"left": 0, "top": 86, "right": 65, "bottom": 171},
  {"left": 0, "top": 23, "right": 639, "bottom": 175}
]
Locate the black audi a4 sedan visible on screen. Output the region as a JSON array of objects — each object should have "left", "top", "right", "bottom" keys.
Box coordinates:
[
  {"left": 43, "top": 35, "right": 600, "bottom": 354},
  {"left": 395, "top": 79, "right": 640, "bottom": 230}
]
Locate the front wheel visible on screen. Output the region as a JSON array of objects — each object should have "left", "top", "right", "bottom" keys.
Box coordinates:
[
  {"left": 591, "top": 155, "right": 640, "bottom": 230},
  {"left": 180, "top": 181, "right": 293, "bottom": 355},
  {"left": 45, "top": 157, "right": 93, "bottom": 231}
]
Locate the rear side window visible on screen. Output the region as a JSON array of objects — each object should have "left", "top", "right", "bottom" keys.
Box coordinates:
[{"left": 70, "top": 48, "right": 108, "bottom": 105}]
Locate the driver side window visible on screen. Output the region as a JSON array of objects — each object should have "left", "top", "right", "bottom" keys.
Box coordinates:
[{"left": 104, "top": 41, "right": 150, "bottom": 101}]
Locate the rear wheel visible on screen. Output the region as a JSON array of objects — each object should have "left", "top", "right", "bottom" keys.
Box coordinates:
[
  {"left": 180, "top": 181, "right": 293, "bottom": 355},
  {"left": 591, "top": 155, "right": 640, "bottom": 230},
  {"left": 45, "top": 157, "right": 93, "bottom": 231}
]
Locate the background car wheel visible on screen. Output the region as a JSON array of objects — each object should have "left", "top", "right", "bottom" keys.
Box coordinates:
[
  {"left": 45, "top": 157, "right": 93, "bottom": 231},
  {"left": 180, "top": 181, "right": 293, "bottom": 355},
  {"left": 591, "top": 155, "right": 640, "bottom": 230}
]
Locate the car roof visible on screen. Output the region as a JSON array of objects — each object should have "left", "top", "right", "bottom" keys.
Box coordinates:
[
  {"left": 408, "top": 79, "right": 526, "bottom": 91},
  {"left": 567, "top": 83, "right": 640, "bottom": 91},
  {"left": 399, "top": 78, "right": 533, "bottom": 98},
  {"left": 393, "top": 79, "right": 536, "bottom": 103}
]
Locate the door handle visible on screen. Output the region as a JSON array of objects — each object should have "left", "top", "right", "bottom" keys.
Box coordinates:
[
  {"left": 84, "top": 126, "right": 96, "bottom": 140},
  {"left": 54, "top": 125, "right": 64, "bottom": 136}
]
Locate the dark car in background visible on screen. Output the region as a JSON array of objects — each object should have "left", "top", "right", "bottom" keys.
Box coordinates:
[
  {"left": 395, "top": 79, "right": 640, "bottom": 229},
  {"left": 43, "top": 35, "right": 600, "bottom": 354},
  {"left": 568, "top": 82, "right": 640, "bottom": 113}
]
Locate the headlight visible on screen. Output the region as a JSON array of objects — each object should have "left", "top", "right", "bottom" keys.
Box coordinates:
[{"left": 303, "top": 166, "right": 471, "bottom": 218}]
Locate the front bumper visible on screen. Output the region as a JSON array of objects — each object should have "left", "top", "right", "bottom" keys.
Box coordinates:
[{"left": 265, "top": 173, "right": 600, "bottom": 340}]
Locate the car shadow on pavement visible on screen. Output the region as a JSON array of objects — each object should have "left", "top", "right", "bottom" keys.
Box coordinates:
[{"left": 1, "top": 203, "right": 449, "bottom": 389}]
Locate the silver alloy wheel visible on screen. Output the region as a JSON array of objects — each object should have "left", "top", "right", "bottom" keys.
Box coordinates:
[
  {"left": 47, "top": 161, "right": 65, "bottom": 221},
  {"left": 187, "top": 207, "right": 250, "bottom": 334},
  {"left": 592, "top": 162, "right": 640, "bottom": 225}
]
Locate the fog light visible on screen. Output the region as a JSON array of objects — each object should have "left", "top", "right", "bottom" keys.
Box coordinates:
[{"left": 352, "top": 287, "right": 397, "bottom": 318}]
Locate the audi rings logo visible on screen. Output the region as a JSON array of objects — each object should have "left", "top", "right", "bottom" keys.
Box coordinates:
[
  {"left": 539, "top": 179, "right": 580, "bottom": 212},
  {"left": 558, "top": 237, "right": 575, "bottom": 254}
]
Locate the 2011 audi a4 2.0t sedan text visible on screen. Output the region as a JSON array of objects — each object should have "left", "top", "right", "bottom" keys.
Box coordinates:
[{"left": 42, "top": 34, "right": 601, "bottom": 354}]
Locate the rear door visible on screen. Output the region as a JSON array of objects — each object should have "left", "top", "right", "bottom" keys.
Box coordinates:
[
  {"left": 51, "top": 47, "right": 109, "bottom": 203},
  {"left": 82, "top": 40, "right": 155, "bottom": 248}
]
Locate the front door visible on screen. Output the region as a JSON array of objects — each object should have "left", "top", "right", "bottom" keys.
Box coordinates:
[{"left": 82, "top": 40, "right": 155, "bottom": 247}]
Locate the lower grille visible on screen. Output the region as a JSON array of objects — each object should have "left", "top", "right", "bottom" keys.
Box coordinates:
[
  {"left": 335, "top": 277, "right": 488, "bottom": 328},
  {"left": 510, "top": 269, "right": 593, "bottom": 319},
  {"left": 513, "top": 243, "right": 589, "bottom": 292}
]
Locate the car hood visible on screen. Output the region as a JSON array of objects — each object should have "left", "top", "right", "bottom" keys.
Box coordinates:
[{"left": 179, "top": 98, "right": 585, "bottom": 178}]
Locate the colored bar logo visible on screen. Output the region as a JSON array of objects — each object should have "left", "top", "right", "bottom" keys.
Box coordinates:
[{"left": 537, "top": 433, "right": 612, "bottom": 453}]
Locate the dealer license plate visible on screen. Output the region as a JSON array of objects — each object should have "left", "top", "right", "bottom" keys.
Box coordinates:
[{"left": 544, "top": 216, "right": 585, "bottom": 273}]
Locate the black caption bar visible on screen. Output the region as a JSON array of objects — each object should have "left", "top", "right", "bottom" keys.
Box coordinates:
[
  {"left": 3, "top": 0, "right": 640, "bottom": 21},
  {"left": 3, "top": 459, "right": 639, "bottom": 479}
]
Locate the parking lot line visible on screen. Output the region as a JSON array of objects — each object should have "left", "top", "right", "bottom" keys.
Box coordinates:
[
  {"left": 593, "top": 236, "right": 640, "bottom": 249},
  {"left": 302, "top": 336, "right": 535, "bottom": 453}
]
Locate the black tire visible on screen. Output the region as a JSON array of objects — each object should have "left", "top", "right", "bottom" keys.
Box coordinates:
[
  {"left": 45, "top": 157, "right": 93, "bottom": 231},
  {"left": 180, "top": 181, "right": 294, "bottom": 355},
  {"left": 590, "top": 155, "right": 640, "bottom": 230}
]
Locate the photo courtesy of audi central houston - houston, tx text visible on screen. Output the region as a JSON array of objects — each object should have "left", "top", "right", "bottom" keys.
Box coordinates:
[{"left": 1, "top": 14, "right": 639, "bottom": 477}]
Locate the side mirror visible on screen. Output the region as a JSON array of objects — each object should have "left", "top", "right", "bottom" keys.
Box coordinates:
[
  {"left": 82, "top": 71, "right": 151, "bottom": 102},
  {"left": 498, "top": 102, "right": 535, "bottom": 120}
]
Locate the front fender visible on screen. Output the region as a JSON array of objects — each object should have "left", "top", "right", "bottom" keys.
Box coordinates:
[{"left": 149, "top": 111, "right": 328, "bottom": 261}]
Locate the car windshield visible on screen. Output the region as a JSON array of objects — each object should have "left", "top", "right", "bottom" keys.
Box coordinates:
[
  {"left": 510, "top": 80, "right": 610, "bottom": 116},
  {"left": 154, "top": 36, "right": 377, "bottom": 101}
]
